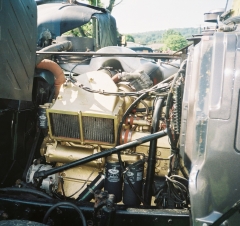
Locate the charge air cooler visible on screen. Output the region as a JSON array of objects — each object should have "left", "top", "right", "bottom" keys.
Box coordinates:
[{"left": 47, "top": 71, "right": 123, "bottom": 145}]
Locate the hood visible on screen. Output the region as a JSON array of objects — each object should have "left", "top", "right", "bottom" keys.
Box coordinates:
[
  {"left": 0, "top": 0, "right": 37, "bottom": 101},
  {"left": 37, "top": 3, "right": 118, "bottom": 48},
  {"left": 37, "top": 3, "right": 99, "bottom": 39}
]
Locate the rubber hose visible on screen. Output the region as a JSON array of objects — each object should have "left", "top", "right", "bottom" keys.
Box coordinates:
[
  {"left": 43, "top": 202, "right": 86, "bottom": 226},
  {"left": 36, "top": 59, "right": 66, "bottom": 98},
  {"left": 0, "top": 188, "right": 52, "bottom": 200}
]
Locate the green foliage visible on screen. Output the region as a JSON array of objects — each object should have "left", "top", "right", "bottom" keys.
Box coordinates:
[
  {"left": 164, "top": 34, "right": 188, "bottom": 51},
  {"left": 125, "top": 34, "right": 135, "bottom": 42},
  {"left": 63, "top": 0, "right": 104, "bottom": 38},
  {"left": 63, "top": 28, "right": 79, "bottom": 37},
  {"left": 162, "top": 29, "right": 181, "bottom": 42},
  {"left": 128, "top": 27, "right": 198, "bottom": 45},
  {"left": 63, "top": 22, "right": 93, "bottom": 37},
  {"left": 88, "top": 0, "right": 103, "bottom": 7}
]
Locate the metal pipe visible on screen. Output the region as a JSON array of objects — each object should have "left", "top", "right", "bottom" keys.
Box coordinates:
[
  {"left": 33, "top": 130, "right": 167, "bottom": 179},
  {"left": 36, "top": 51, "right": 181, "bottom": 59},
  {"left": 36, "top": 41, "right": 72, "bottom": 65},
  {"left": 117, "top": 92, "right": 149, "bottom": 145},
  {"left": 144, "top": 97, "right": 165, "bottom": 205}
]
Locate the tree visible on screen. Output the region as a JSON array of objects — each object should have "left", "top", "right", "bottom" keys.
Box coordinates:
[
  {"left": 164, "top": 34, "right": 188, "bottom": 51},
  {"left": 161, "top": 29, "right": 181, "bottom": 42},
  {"left": 88, "top": 0, "right": 103, "bottom": 7},
  {"left": 64, "top": 0, "right": 121, "bottom": 38},
  {"left": 107, "top": 0, "right": 123, "bottom": 13},
  {"left": 125, "top": 34, "right": 135, "bottom": 42},
  {"left": 107, "top": 0, "right": 115, "bottom": 12}
]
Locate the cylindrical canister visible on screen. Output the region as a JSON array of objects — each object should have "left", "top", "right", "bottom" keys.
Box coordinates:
[
  {"left": 123, "top": 160, "right": 144, "bottom": 206},
  {"left": 104, "top": 159, "right": 122, "bottom": 203},
  {"left": 38, "top": 105, "right": 48, "bottom": 129},
  {"left": 77, "top": 173, "right": 105, "bottom": 202}
]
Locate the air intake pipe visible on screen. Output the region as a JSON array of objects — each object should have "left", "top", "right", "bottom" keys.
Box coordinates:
[
  {"left": 36, "top": 59, "right": 65, "bottom": 98},
  {"left": 35, "top": 41, "right": 72, "bottom": 98}
]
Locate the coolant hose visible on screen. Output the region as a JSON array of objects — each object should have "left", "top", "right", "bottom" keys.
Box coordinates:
[
  {"left": 36, "top": 59, "right": 66, "bottom": 98},
  {"left": 144, "top": 97, "right": 165, "bottom": 205}
]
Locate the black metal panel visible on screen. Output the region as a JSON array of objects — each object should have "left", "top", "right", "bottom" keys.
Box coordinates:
[
  {"left": 0, "top": 0, "right": 37, "bottom": 101},
  {"left": 0, "top": 196, "right": 190, "bottom": 226}
]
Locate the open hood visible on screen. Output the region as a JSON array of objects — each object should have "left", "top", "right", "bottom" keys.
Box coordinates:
[
  {"left": 37, "top": 3, "right": 99, "bottom": 39},
  {"left": 0, "top": 0, "right": 37, "bottom": 101},
  {"left": 37, "top": 3, "right": 118, "bottom": 47}
]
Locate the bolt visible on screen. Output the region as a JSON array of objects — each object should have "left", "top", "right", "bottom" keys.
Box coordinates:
[
  {"left": 25, "top": 208, "right": 31, "bottom": 214},
  {"left": 1, "top": 212, "right": 8, "bottom": 220},
  {"left": 168, "top": 219, "right": 173, "bottom": 225}
]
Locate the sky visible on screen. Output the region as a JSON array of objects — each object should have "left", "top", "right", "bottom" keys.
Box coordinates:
[{"left": 101, "top": 0, "right": 233, "bottom": 33}]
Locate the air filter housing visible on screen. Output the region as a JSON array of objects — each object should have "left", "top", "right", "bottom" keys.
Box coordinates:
[{"left": 47, "top": 71, "right": 122, "bottom": 145}]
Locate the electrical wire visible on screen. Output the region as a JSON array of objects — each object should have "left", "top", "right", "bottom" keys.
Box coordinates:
[
  {"left": 43, "top": 202, "right": 87, "bottom": 226},
  {"left": 73, "top": 81, "right": 169, "bottom": 97},
  {"left": 165, "top": 175, "right": 189, "bottom": 205},
  {"left": 58, "top": 169, "right": 96, "bottom": 199},
  {"left": 169, "top": 175, "right": 188, "bottom": 182},
  {"left": 67, "top": 169, "right": 96, "bottom": 198},
  {"left": 68, "top": 58, "right": 92, "bottom": 80},
  {"left": 160, "top": 62, "right": 180, "bottom": 69},
  {"left": 164, "top": 60, "right": 187, "bottom": 183},
  {"left": 68, "top": 65, "right": 171, "bottom": 97},
  {"left": 60, "top": 177, "right": 66, "bottom": 199}
]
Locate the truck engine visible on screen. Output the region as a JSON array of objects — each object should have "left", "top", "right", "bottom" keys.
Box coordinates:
[{"left": 27, "top": 47, "right": 178, "bottom": 204}]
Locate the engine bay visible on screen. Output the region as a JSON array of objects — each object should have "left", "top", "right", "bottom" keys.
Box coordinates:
[
  {"left": 28, "top": 45, "right": 184, "bottom": 206},
  {"left": 1, "top": 1, "right": 240, "bottom": 226}
]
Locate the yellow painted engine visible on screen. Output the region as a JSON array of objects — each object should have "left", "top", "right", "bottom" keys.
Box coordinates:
[{"left": 28, "top": 66, "right": 171, "bottom": 204}]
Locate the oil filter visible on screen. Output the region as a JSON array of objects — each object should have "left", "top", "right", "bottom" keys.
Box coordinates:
[
  {"left": 104, "top": 159, "right": 122, "bottom": 203},
  {"left": 38, "top": 105, "right": 48, "bottom": 129},
  {"left": 123, "top": 160, "right": 144, "bottom": 206}
]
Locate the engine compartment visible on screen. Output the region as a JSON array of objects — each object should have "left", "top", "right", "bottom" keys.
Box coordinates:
[
  {"left": 27, "top": 48, "right": 180, "bottom": 205},
  {"left": 0, "top": 38, "right": 188, "bottom": 225},
  {"left": 2, "top": 1, "right": 240, "bottom": 226}
]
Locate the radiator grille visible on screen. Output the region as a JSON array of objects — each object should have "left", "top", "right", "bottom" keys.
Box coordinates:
[
  {"left": 49, "top": 113, "right": 80, "bottom": 139},
  {"left": 82, "top": 116, "right": 114, "bottom": 143}
]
